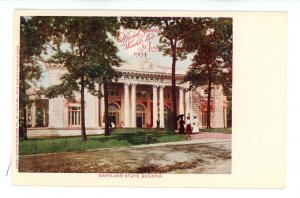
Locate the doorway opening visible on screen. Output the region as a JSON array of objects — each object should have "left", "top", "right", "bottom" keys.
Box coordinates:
[
  {"left": 136, "top": 104, "right": 146, "bottom": 128},
  {"left": 108, "top": 103, "right": 119, "bottom": 127}
]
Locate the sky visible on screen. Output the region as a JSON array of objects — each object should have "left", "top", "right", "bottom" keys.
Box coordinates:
[
  {"left": 37, "top": 26, "right": 194, "bottom": 88},
  {"left": 113, "top": 26, "right": 193, "bottom": 70}
]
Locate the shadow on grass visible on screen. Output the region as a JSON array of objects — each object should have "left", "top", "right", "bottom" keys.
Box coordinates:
[{"left": 96, "top": 131, "right": 175, "bottom": 145}]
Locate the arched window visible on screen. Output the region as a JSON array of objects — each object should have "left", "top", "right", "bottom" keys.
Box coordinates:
[
  {"left": 136, "top": 104, "right": 146, "bottom": 127},
  {"left": 136, "top": 104, "right": 145, "bottom": 112},
  {"left": 108, "top": 103, "right": 119, "bottom": 112},
  {"left": 108, "top": 103, "right": 120, "bottom": 125}
]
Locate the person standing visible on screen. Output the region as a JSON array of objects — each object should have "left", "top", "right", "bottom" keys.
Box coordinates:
[
  {"left": 179, "top": 115, "right": 185, "bottom": 134},
  {"left": 111, "top": 122, "right": 115, "bottom": 128},
  {"left": 192, "top": 116, "right": 199, "bottom": 133},
  {"left": 185, "top": 117, "right": 192, "bottom": 139},
  {"left": 157, "top": 118, "right": 160, "bottom": 128}
]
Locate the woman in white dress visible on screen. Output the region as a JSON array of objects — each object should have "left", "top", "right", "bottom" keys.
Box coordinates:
[{"left": 192, "top": 116, "right": 200, "bottom": 133}]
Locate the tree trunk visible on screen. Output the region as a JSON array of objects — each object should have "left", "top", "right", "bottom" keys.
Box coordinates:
[
  {"left": 171, "top": 44, "right": 178, "bottom": 132},
  {"left": 21, "top": 82, "right": 28, "bottom": 140},
  {"left": 80, "top": 75, "right": 87, "bottom": 142},
  {"left": 22, "top": 107, "right": 27, "bottom": 140},
  {"left": 103, "top": 80, "right": 110, "bottom": 136},
  {"left": 206, "top": 59, "right": 212, "bottom": 129}
]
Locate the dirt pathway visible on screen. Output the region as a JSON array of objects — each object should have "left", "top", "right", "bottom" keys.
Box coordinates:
[{"left": 19, "top": 140, "right": 231, "bottom": 174}]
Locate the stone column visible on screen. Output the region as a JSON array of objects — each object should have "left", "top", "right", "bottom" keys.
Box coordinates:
[
  {"left": 100, "top": 84, "right": 105, "bottom": 127},
  {"left": 131, "top": 83, "right": 137, "bottom": 127},
  {"left": 152, "top": 85, "right": 158, "bottom": 128},
  {"left": 185, "top": 89, "right": 190, "bottom": 118},
  {"left": 32, "top": 102, "right": 36, "bottom": 127},
  {"left": 159, "top": 85, "right": 165, "bottom": 128},
  {"left": 43, "top": 108, "right": 46, "bottom": 127},
  {"left": 179, "top": 87, "right": 184, "bottom": 115},
  {"left": 189, "top": 91, "right": 193, "bottom": 119},
  {"left": 124, "top": 83, "right": 130, "bottom": 127}
]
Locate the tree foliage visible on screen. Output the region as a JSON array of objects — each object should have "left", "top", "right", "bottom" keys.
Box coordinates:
[
  {"left": 43, "top": 17, "right": 123, "bottom": 140},
  {"left": 19, "top": 16, "right": 50, "bottom": 139},
  {"left": 183, "top": 17, "right": 232, "bottom": 128}
]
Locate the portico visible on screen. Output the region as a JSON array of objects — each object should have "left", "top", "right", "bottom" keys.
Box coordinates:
[{"left": 99, "top": 79, "right": 185, "bottom": 129}]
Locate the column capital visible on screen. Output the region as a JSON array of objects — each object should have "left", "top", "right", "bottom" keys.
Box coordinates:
[
  {"left": 159, "top": 85, "right": 165, "bottom": 88},
  {"left": 184, "top": 87, "right": 191, "bottom": 92},
  {"left": 124, "top": 82, "right": 130, "bottom": 86},
  {"left": 153, "top": 84, "right": 159, "bottom": 88},
  {"left": 130, "top": 83, "right": 137, "bottom": 86}
]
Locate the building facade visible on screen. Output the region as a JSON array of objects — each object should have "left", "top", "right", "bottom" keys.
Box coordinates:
[{"left": 26, "top": 59, "right": 228, "bottom": 138}]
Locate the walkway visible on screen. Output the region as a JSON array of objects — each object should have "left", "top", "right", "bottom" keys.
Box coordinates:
[
  {"left": 189, "top": 132, "right": 231, "bottom": 140},
  {"left": 19, "top": 133, "right": 231, "bottom": 174}
]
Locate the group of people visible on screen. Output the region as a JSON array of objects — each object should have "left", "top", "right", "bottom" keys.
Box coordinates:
[
  {"left": 110, "top": 115, "right": 200, "bottom": 137},
  {"left": 178, "top": 115, "right": 200, "bottom": 138}
]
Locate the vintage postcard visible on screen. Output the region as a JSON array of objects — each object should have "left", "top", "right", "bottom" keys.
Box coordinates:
[{"left": 12, "top": 10, "right": 286, "bottom": 188}]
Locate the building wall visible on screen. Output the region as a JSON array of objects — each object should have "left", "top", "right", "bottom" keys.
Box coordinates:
[
  {"left": 32, "top": 66, "right": 229, "bottom": 139},
  {"left": 191, "top": 90, "right": 200, "bottom": 123},
  {"left": 85, "top": 90, "right": 99, "bottom": 128},
  {"left": 47, "top": 66, "right": 99, "bottom": 129},
  {"left": 48, "top": 67, "right": 66, "bottom": 128},
  {"left": 212, "top": 86, "right": 225, "bottom": 128}
]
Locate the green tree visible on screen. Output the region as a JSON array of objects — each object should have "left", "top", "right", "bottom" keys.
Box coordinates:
[
  {"left": 183, "top": 18, "right": 232, "bottom": 129},
  {"left": 121, "top": 17, "right": 192, "bottom": 132},
  {"left": 44, "top": 17, "right": 122, "bottom": 141},
  {"left": 19, "top": 16, "right": 50, "bottom": 139},
  {"left": 88, "top": 64, "right": 122, "bottom": 136}
]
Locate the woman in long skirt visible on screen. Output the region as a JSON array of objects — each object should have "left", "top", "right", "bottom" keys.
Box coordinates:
[
  {"left": 179, "top": 115, "right": 185, "bottom": 134},
  {"left": 192, "top": 116, "right": 200, "bottom": 134},
  {"left": 185, "top": 117, "right": 192, "bottom": 139}
]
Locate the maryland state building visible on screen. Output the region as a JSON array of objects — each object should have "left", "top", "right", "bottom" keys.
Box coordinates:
[{"left": 26, "top": 59, "right": 229, "bottom": 138}]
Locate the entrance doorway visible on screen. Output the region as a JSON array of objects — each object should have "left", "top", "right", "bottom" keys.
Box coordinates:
[
  {"left": 136, "top": 104, "right": 146, "bottom": 128},
  {"left": 108, "top": 116, "right": 116, "bottom": 126},
  {"left": 136, "top": 116, "right": 143, "bottom": 128},
  {"left": 108, "top": 103, "right": 119, "bottom": 126}
]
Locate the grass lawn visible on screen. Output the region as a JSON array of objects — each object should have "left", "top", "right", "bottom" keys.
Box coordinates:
[
  {"left": 199, "top": 128, "right": 232, "bottom": 134},
  {"left": 19, "top": 129, "right": 187, "bottom": 156}
]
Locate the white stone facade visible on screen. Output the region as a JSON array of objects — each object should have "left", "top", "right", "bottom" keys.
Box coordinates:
[{"left": 27, "top": 60, "right": 228, "bottom": 138}]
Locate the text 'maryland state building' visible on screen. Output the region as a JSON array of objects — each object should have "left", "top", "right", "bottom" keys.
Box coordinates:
[{"left": 26, "top": 58, "right": 228, "bottom": 138}]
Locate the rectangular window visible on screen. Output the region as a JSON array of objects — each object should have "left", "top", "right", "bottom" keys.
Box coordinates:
[
  {"left": 136, "top": 91, "right": 147, "bottom": 99},
  {"left": 164, "top": 93, "right": 170, "bottom": 99},
  {"left": 68, "top": 106, "right": 81, "bottom": 126},
  {"left": 108, "top": 89, "right": 120, "bottom": 97}
]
